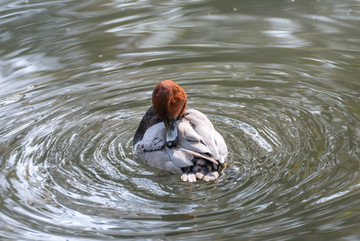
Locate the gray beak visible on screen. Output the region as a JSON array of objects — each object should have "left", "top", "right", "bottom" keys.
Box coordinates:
[{"left": 164, "top": 116, "right": 178, "bottom": 148}]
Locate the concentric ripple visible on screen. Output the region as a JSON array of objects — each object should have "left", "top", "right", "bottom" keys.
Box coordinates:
[
  {"left": 1, "top": 73, "right": 360, "bottom": 239},
  {"left": 1, "top": 0, "right": 360, "bottom": 240}
]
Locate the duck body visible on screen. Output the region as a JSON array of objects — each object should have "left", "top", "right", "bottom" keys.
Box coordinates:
[{"left": 133, "top": 80, "right": 228, "bottom": 182}]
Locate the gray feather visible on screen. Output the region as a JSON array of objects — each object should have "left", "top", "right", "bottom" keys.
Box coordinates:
[{"left": 133, "top": 109, "right": 228, "bottom": 173}]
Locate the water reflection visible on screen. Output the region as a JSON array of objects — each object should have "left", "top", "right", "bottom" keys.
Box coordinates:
[{"left": 1, "top": 0, "right": 360, "bottom": 240}]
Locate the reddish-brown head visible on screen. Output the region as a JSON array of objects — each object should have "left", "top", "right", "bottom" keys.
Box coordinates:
[
  {"left": 152, "top": 80, "right": 187, "bottom": 120},
  {"left": 152, "top": 80, "right": 187, "bottom": 147}
]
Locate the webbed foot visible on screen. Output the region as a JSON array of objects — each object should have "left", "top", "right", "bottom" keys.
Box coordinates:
[{"left": 180, "top": 158, "right": 221, "bottom": 182}]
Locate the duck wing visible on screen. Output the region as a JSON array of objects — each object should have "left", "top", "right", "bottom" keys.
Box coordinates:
[
  {"left": 134, "top": 122, "right": 181, "bottom": 173},
  {"left": 134, "top": 121, "right": 196, "bottom": 171},
  {"left": 133, "top": 109, "right": 228, "bottom": 178},
  {"left": 180, "top": 109, "right": 228, "bottom": 163}
]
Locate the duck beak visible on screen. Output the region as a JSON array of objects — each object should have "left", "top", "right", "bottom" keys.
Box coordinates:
[{"left": 164, "top": 116, "right": 178, "bottom": 148}]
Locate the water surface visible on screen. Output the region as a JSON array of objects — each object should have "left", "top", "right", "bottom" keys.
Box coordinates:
[{"left": 1, "top": 0, "right": 360, "bottom": 240}]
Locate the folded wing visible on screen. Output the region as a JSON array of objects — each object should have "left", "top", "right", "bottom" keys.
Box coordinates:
[{"left": 133, "top": 109, "right": 228, "bottom": 173}]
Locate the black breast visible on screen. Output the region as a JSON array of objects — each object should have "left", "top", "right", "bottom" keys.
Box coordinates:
[{"left": 133, "top": 106, "right": 162, "bottom": 146}]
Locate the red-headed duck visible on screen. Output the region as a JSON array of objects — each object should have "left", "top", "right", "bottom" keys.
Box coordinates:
[{"left": 133, "top": 80, "right": 228, "bottom": 182}]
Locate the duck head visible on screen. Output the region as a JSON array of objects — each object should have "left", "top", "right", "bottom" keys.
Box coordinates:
[{"left": 152, "top": 80, "right": 187, "bottom": 148}]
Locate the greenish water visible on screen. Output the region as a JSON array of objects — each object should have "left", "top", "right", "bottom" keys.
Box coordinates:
[{"left": 1, "top": 0, "right": 360, "bottom": 240}]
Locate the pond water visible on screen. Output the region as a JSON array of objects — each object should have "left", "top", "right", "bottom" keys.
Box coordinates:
[{"left": 1, "top": 0, "right": 360, "bottom": 240}]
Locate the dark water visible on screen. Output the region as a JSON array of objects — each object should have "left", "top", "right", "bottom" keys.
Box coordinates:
[{"left": 1, "top": 0, "right": 360, "bottom": 240}]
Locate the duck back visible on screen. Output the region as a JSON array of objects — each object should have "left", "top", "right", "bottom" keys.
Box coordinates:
[{"left": 133, "top": 108, "right": 228, "bottom": 181}]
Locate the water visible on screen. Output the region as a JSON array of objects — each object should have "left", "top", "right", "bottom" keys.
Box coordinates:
[{"left": 1, "top": 0, "right": 360, "bottom": 240}]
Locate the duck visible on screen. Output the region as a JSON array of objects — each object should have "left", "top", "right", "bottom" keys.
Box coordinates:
[{"left": 133, "top": 80, "right": 228, "bottom": 182}]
